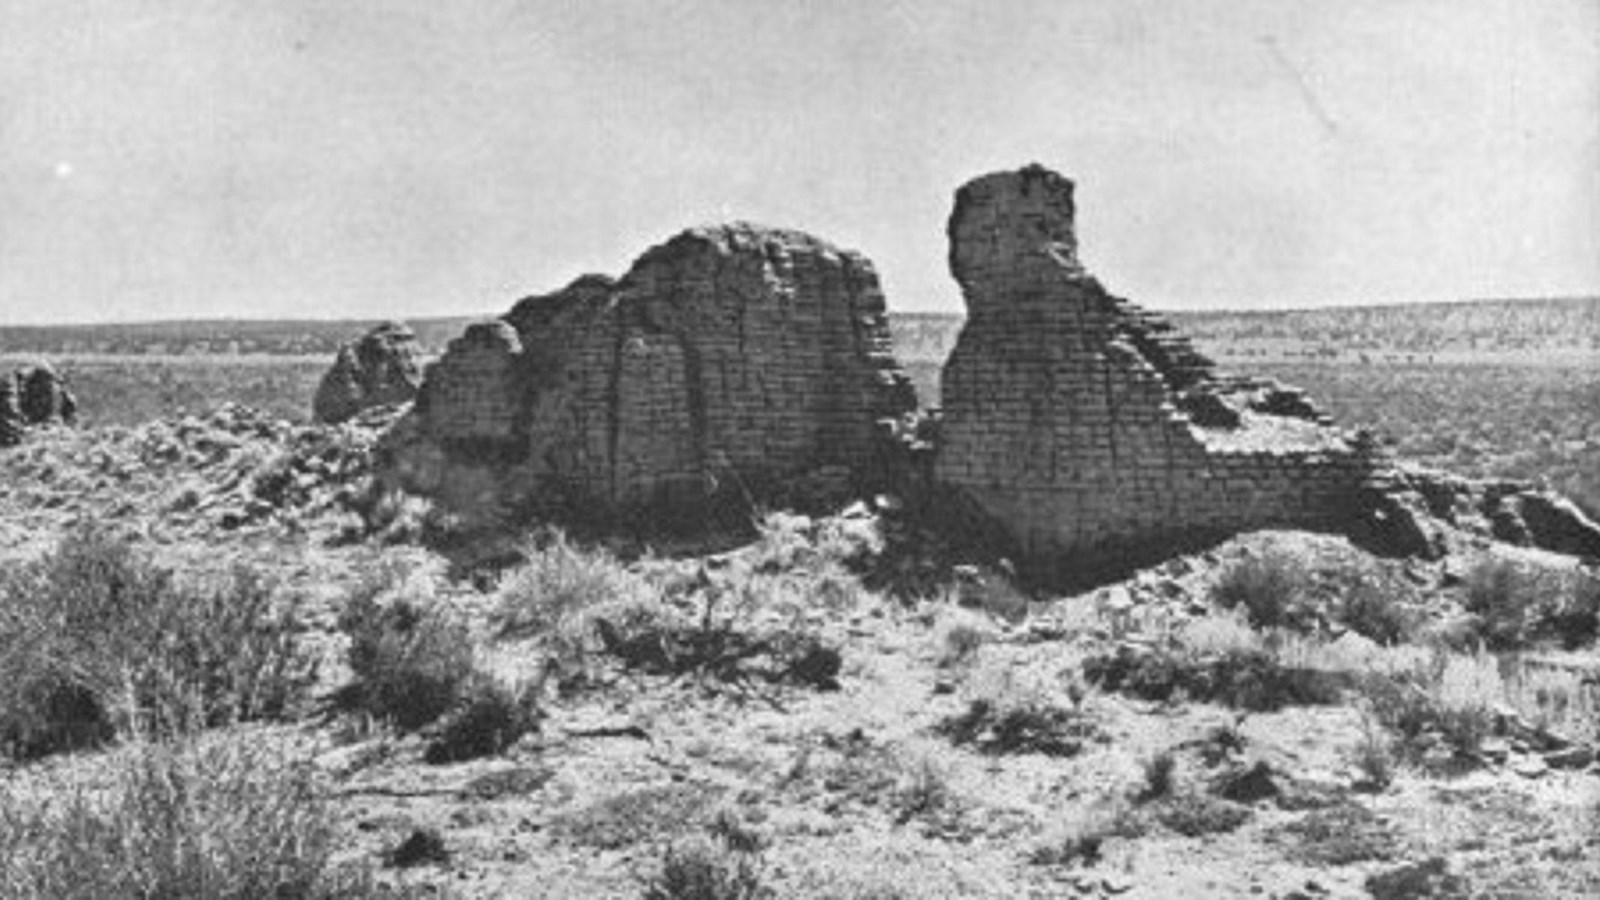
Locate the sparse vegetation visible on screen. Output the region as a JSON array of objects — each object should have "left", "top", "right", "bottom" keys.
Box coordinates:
[
  {"left": 1211, "top": 552, "right": 1312, "bottom": 631},
  {"left": 1462, "top": 558, "right": 1600, "bottom": 651},
  {"left": 338, "top": 577, "right": 476, "bottom": 730},
  {"left": 936, "top": 670, "right": 1101, "bottom": 757},
  {"left": 0, "top": 527, "right": 314, "bottom": 760},
  {"left": 0, "top": 732, "right": 395, "bottom": 899},
  {"left": 641, "top": 835, "right": 769, "bottom": 900},
  {"left": 423, "top": 675, "right": 541, "bottom": 764}
]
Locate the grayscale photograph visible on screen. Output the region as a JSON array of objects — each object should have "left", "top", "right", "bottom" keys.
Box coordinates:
[{"left": 1, "top": 1, "right": 1597, "bottom": 897}]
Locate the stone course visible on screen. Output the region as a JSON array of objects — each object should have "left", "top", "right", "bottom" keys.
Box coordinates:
[
  {"left": 313, "top": 321, "right": 424, "bottom": 424},
  {"left": 383, "top": 223, "right": 916, "bottom": 523},
  {"left": 933, "top": 165, "right": 1376, "bottom": 575}
]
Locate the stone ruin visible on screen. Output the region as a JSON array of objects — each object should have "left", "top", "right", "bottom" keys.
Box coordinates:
[
  {"left": 378, "top": 223, "right": 916, "bottom": 525},
  {"left": 313, "top": 321, "right": 424, "bottom": 424},
  {"left": 932, "top": 166, "right": 1376, "bottom": 576},
  {"left": 367, "top": 163, "right": 1600, "bottom": 571},
  {"left": 0, "top": 362, "right": 76, "bottom": 448}
]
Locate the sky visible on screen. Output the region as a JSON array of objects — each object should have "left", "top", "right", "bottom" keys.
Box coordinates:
[{"left": 1, "top": 0, "right": 1596, "bottom": 324}]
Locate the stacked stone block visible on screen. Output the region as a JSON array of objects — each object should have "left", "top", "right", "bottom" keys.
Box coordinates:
[
  {"left": 312, "top": 321, "right": 423, "bottom": 424},
  {"left": 388, "top": 222, "right": 916, "bottom": 519},
  {"left": 935, "top": 165, "right": 1374, "bottom": 573}
]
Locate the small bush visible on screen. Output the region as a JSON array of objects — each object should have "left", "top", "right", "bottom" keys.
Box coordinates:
[
  {"left": 888, "top": 755, "right": 952, "bottom": 825},
  {"left": 1463, "top": 559, "right": 1542, "bottom": 650},
  {"left": 1335, "top": 572, "right": 1419, "bottom": 646},
  {"left": 1083, "top": 643, "right": 1345, "bottom": 712},
  {"left": 1138, "top": 751, "right": 1177, "bottom": 802},
  {"left": 936, "top": 673, "right": 1101, "bottom": 757},
  {"left": 494, "top": 533, "right": 647, "bottom": 640},
  {"left": 0, "top": 733, "right": 393, "bottom": 899},
  {"left": 1029, "top": 803, "right": 1143, "bottom": 868},
  {"left": 1358, "top": 658, "right": 1496, "bottom": 765},
  {"left": 936, "top": 622, "right": 991, "bottom": 669},
  {"left": 1211, "top": 553, "right": 1312, "bottom": 630},
  {"left": 1351, "top": 715, "right": 1397, "bottom": 791},
  {"left": 641, "top": 837, "right": 769, "bottom": 900},
  {"left": 340, "top": 586, "right": 476, "bottom": 731},
  {"left": 0, "top": 528, "right": 314, "bottom": 760},
  {"left": 1151, "top": 792, "right": 1252, "bottom": 837},
  {"left": 424, "top": 676, "right": 541, "bottom": 764}
]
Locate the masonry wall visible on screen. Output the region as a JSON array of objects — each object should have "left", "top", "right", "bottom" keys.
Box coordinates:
[
  {"left": 393, "top": 223, "right": 916, "bottom": 518},
  {"left": 934, "top": 166, "right": 1375, "bottom": 570}
]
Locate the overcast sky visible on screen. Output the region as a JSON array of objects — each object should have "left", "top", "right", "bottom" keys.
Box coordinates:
[{"left": 1, "top": 0, "right": 1595, "bottom": 324}]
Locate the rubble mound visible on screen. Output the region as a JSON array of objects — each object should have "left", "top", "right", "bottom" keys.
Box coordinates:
[
  {"left": 313, "top": 322, "right": 424, "bottom": 424},
  {"left": 932, "top": 165, "right": 1376, "bottom": 578},
  {"left": 380, "top": 223, "right": 916, "bottom": 526},
  {"left": 0, "top": 362, "right": 77, "bottom": 447}
]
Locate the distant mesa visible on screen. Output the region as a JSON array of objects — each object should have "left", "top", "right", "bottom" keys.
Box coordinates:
[
  {"left": 376, "top": 223, "right": 916, "bottom": 526},
  {"left": 313, "top": 321, "right": 424, "bottom": 425},
  {"left": 0, "top": 361, "right": 77, "bottom": 448}
]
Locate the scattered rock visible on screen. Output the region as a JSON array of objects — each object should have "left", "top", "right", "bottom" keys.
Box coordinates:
[
  {"left": 386, "top": 827, "right": 451, "bottom": 868},
  {"left": 1543, "top": 744, "right": 1595, "bottom": 770},
  {"left": 1509, "top": 754, "right": 1549, "bottom": 779},
  {"left": 1213, "top": 760, "right": 1281, "bottom": 804}
]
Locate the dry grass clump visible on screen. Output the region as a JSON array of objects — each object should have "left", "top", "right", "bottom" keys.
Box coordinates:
[
  {"left": 0, "top": 527, "right": 314, "bottom": 760},
  {"left": 1028, "top": 801, "right": 1144, "bottom": 868},
  {"left": 493, "top": 531, "right": 655, "bottom": 640},
  {"left": 0, "top": 731, "right": 397, "bottom": 900}
]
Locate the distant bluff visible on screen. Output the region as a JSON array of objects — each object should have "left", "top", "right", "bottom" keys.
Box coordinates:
[{"left": 375, "top": 223, "right": 916, "bottom": 525}]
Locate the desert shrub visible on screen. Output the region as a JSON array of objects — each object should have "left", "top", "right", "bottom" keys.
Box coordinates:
[
  {"left": 1357, "top": 655, "right": 1497, "bottom": 765},
  {"left": 0, "top": 528, "right": 313, "bottom": 760},
  {"left": 1150, "top": 793, "right": 1252, "bottom": 837},
  {"left": 934, "top": 619, "right": 991, "bottom": 669},
  {"left": 1083, "top": 643, "right": 1344, "bottom": 712},
  {"left": 593, "top": 572, "right": 843, "bottom": 692},
  {"left": 1351, "top": 715, "right": 1397, "bottom": 791},
  {"left": 340, "top": 586, "right": 476, "bottom": 730},
  {"left": 0, "top": 733, "right": 395, "bottom": 900},
  {"left": 1463, "top": 558, "right": 1542, "bottom": 650},
  {"left": 887, "top": 755, "right": 953, "bottom": 825},
  {"left": 641, "top": 836, "right": 769, "bottom": 900},
  {"left": 1137, "top": 751, "right": 1177, "bottom": 802},
  {"left": 1274, "top": 802, "right": 1399, "bottom": 866},
  {"left": 552, "top": 784, "right": 726, "bottom": 850},
  {"left": 1211, "top": 552, "right": 1312, "bottom": 630},
  {"left": 494, "top": 533, "right": 650, "bottom": 640},
  {"left": 1028, "top": 803, "right": 1144, "bottom": 868},
  {"left": 1461, "top": 559, "right": 1599, "bottom": 650},
  {"left": 423, "top": 676, "right": 541, "bottom": 764},
  {"left": 1334, "top": 571, "right": 1420, "bottom": 646},
  {"left": 936, "top": 671, "right": 1101, "bottom": 757}
]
